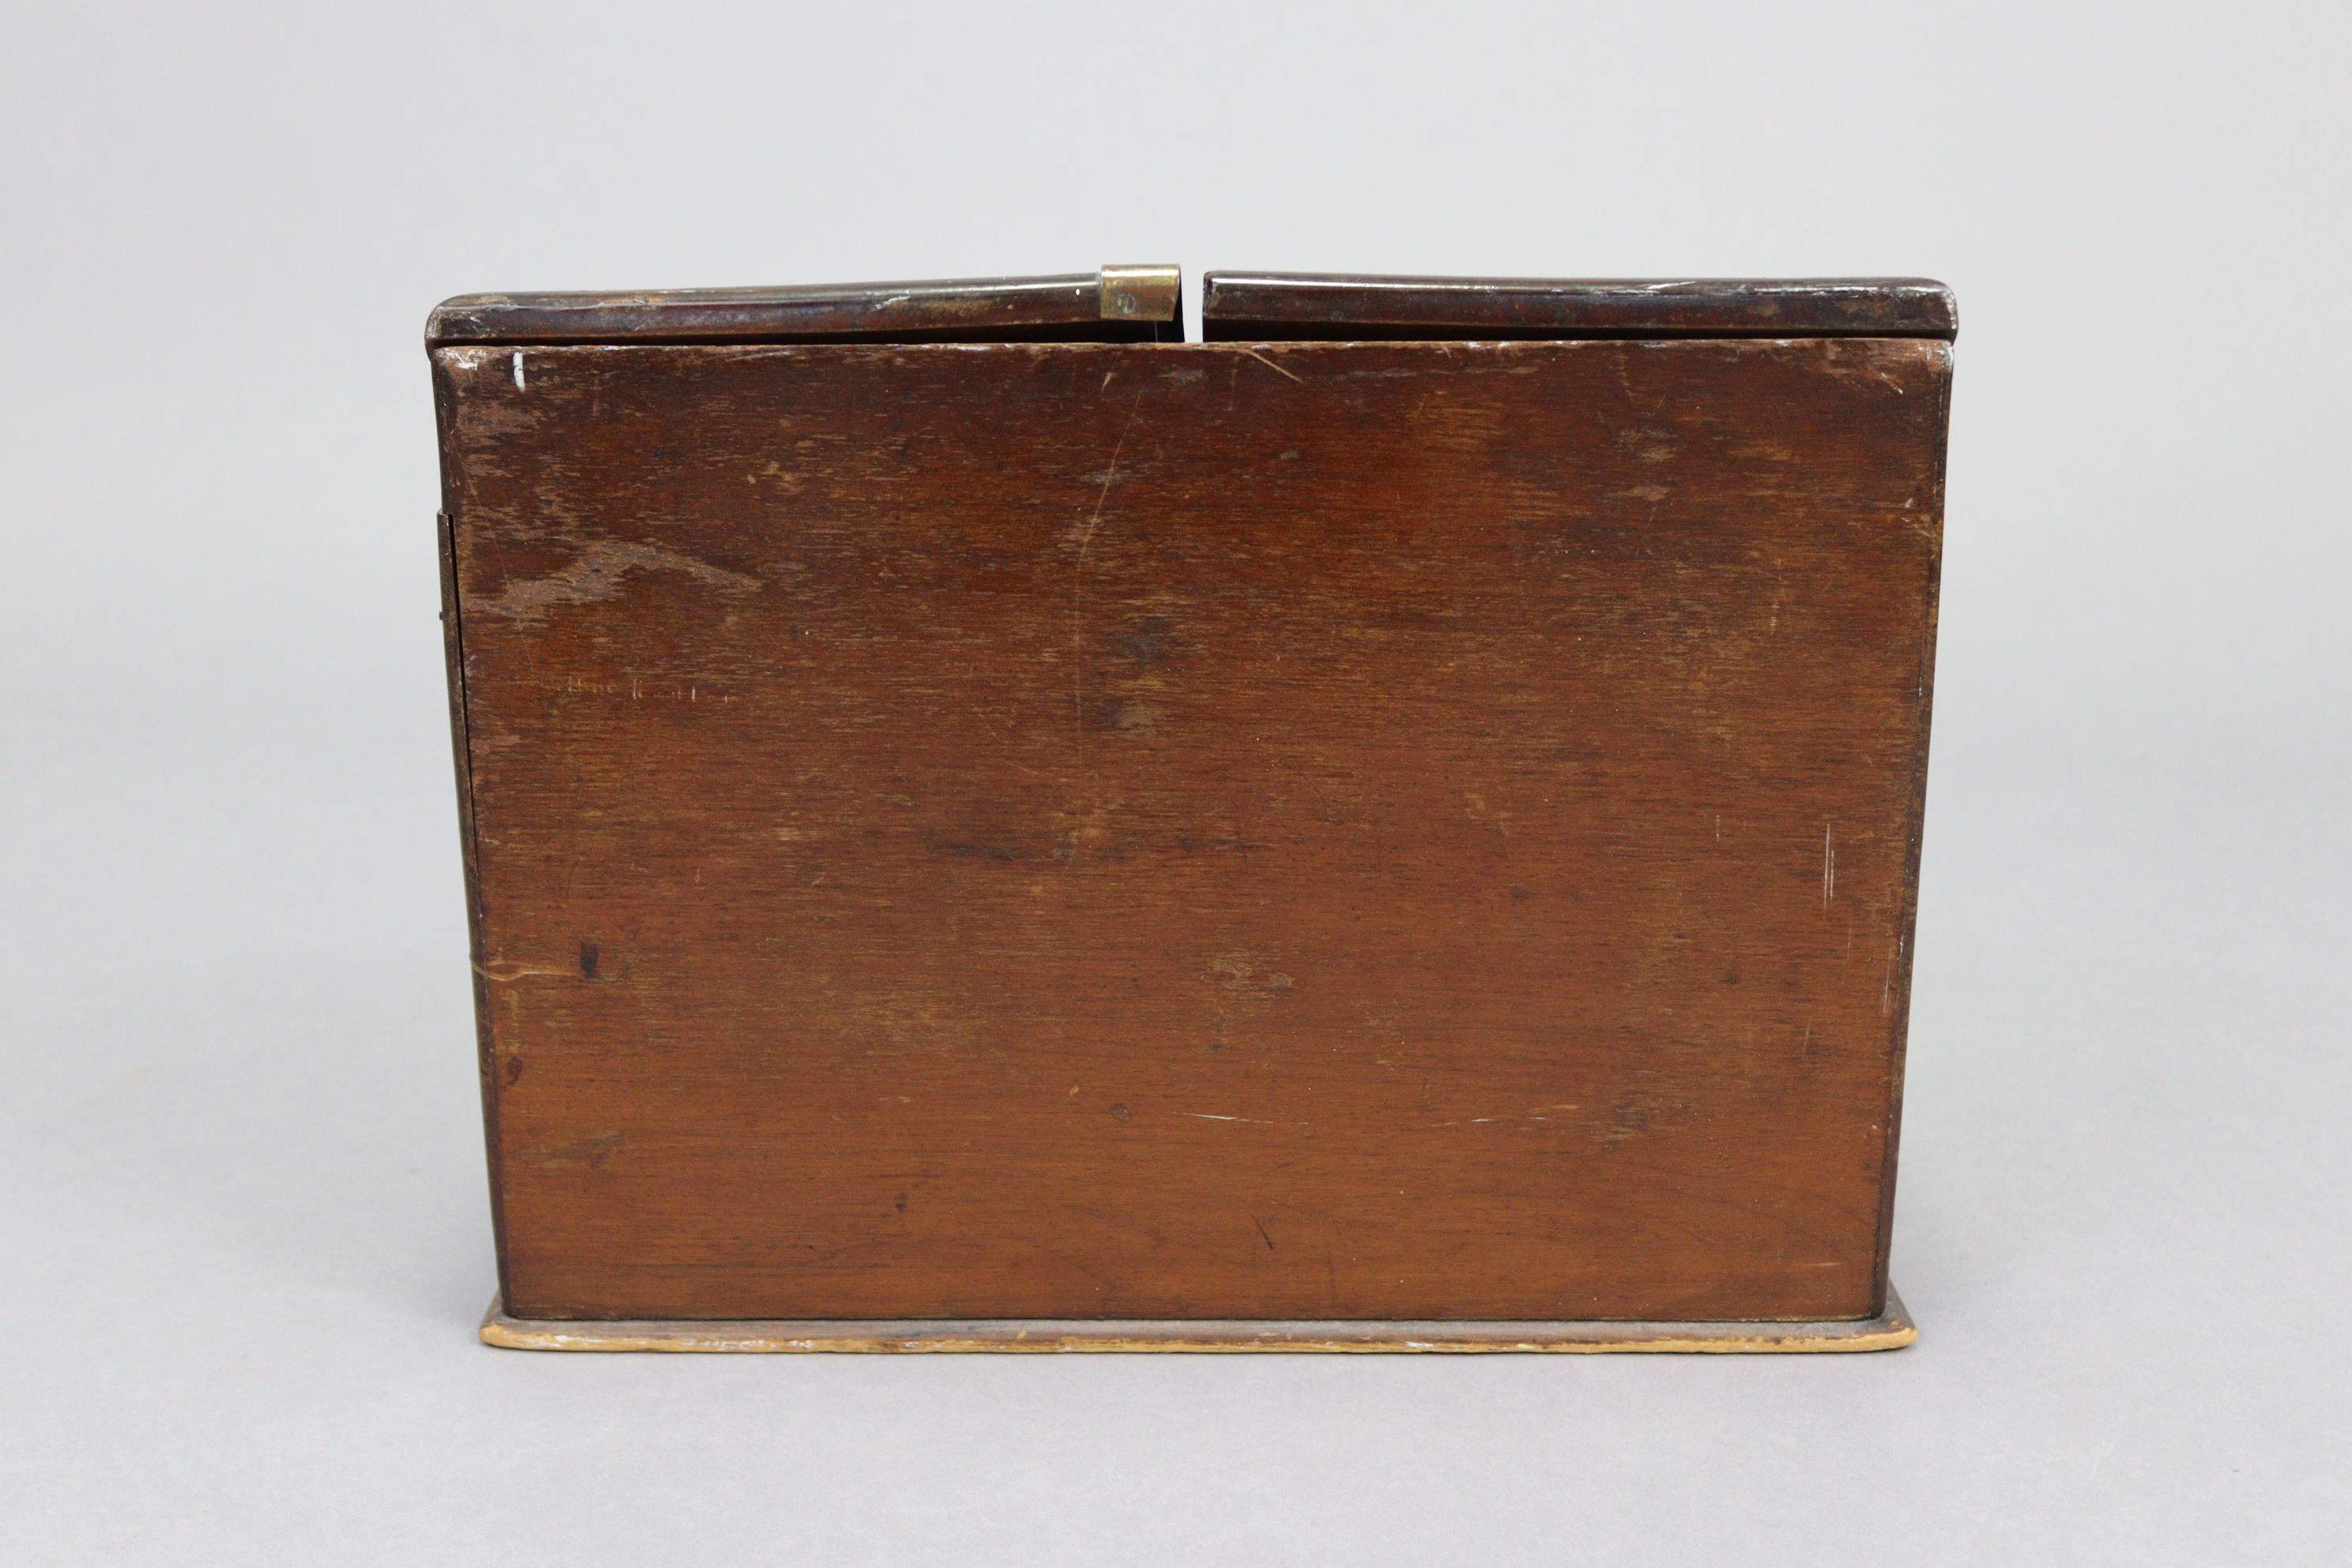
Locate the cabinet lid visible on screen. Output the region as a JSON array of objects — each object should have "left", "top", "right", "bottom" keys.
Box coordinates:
[
  {"left": 1201, "top": 273, "right": 1955, "bottom": 341},
  {"left": 428, "top": 266, "right": 1183, "bottom": 346}
]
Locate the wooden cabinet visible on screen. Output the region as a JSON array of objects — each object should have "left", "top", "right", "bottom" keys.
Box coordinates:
[{"left": 432, "top": 266, "right": 1951, "bottom": 1350}]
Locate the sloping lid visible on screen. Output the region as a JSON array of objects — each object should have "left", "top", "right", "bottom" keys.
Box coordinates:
[
  {"left": 1201, "top": 273, "right": 1955, "bottom": 341},
  {"left": 428, "top": 266, "right": 1183, "bottom": 346}
]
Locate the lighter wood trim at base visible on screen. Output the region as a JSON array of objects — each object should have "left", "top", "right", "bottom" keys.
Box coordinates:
[{"left": 479, "top": 1287, "right": 1914, "bottom": 1353}]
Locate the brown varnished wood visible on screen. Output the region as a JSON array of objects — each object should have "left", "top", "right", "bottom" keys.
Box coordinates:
[
  {"left": 430, "top": 272, "right": 1181, "bottom": 346},
  {"left": 434, "top": 331, "right": 1948, "bottom": 1324},
  {"left": 1202, "top": 273, "right": 1956, "bottom": 341}
]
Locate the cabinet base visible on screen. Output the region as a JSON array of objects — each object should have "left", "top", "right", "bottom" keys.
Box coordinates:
[{"left": 480, "top": 1287, "right": 1915, "bottom": 1353}]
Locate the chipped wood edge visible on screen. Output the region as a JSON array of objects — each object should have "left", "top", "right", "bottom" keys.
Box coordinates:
[{"left": 480, "top": 1287, "right": 1914, "bottom": 1354}]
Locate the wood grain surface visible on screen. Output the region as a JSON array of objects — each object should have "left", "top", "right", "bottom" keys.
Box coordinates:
[{"left": 433, "top": 334, "right": 1949, "bottom": 1323}]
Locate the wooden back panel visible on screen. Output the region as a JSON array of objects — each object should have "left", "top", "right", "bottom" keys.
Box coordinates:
[{"left": 434, "top": 326, "right": 1948, "bottom": 1322}]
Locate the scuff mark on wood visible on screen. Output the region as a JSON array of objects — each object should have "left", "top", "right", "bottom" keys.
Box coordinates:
[{"left": 483, "top": 540, "right": 763, "bottom": 621}]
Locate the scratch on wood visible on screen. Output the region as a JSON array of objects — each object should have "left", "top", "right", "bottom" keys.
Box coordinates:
[
  {"left": 476, "top": 958, "right": 579, "bottom": 982},
  {"left": 1182, "top": 1113, "right": 1310, "bottom": 1127},
  {"left": 1239, "top": 347, "right": 1304, "bottom": 384},
  {"left": 1071, "top": 388, "right": 1147, "bottom": 734}
]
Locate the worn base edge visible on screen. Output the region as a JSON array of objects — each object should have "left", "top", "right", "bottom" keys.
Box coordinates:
[{"left": 479, "top": 1287, "right": 1914, "bottom": 1354}]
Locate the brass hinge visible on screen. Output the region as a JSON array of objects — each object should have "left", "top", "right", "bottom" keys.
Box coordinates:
[{"left": 1099, "top": 265, "right": 1181, "bottom": 323}]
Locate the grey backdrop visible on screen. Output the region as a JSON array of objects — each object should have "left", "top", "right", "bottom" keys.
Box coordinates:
[{"left": 6, "top": 2, "right": 2346, "bottom": 1561}]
